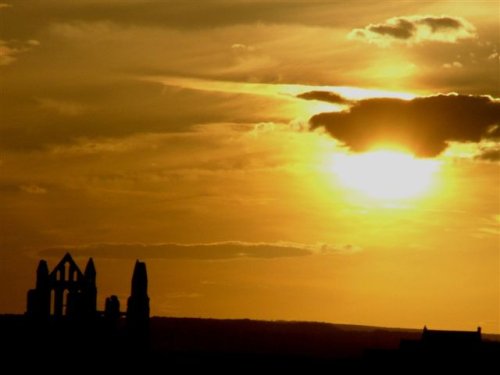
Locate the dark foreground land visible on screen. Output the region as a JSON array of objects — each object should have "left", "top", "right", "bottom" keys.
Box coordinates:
[{"left": 1, "top": 315, "right": 499, "bottom": 372}]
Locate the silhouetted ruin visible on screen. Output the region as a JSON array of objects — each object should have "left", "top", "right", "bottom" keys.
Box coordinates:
[
  {"left": 26, "top": 253, "right": 149, "bottom": 329},
  {"left": 26, "top": 254, "right": 96, "bottom": 319}
]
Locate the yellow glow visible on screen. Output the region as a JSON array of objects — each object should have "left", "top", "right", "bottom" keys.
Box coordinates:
[
  {"left": 145, "top": 75, "right": 418, "bottom": 101},
  {"left": 329, "top": 150, "right": 441, "bottom": 199}
]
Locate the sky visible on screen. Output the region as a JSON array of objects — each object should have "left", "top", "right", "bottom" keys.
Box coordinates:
[{"left": 0, "top": 0, "right": 499, "bottom": 332}]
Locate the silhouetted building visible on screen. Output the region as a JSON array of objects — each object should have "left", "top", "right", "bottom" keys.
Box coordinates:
[
  {"left": 27, "top": 253, "right": 97, "bottom": 319},
  {"left": 399, "top": 326, "right": 485, "bottom": 362},
  {"left": 421, "top": 325, "right": 482, "bottom": 347}
]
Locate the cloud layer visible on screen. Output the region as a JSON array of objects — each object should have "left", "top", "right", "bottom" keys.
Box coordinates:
[
  {"left": 349, "top": 16, "right": 476, "bottom": 46},
  {"left": 39, "top": 241, "right": 359, "bottom": 260},
  {"left": 39, "top": 242, "right": 315, "bottom": 260},
  {"left": 309, "top": 94, "right": 500, "bottom": 157}
]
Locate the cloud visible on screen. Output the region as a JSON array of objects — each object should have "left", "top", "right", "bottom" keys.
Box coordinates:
[
  {"left": 474, "top": 142, "right": 500, "bottom": 162},
  {"left": 349, "top": 15, "right": 476, "bottom": 46},
  {"left": 37, "top": 98, "right": 88, "bottom": 116},
  {"left": 0, "top": 39, "right": 39, "bottom": 66},
  {"left": 488, "top": 52, "right": 499, "bottom": 61},
  {"left": 318, "top": 243, "right": 361, "bottom": 255},
  {"left": 362, "top": 18, "right": 416, "bottom": 40},
  {"left": 231, "top": 43, "right": 256, "bottom": 53},
  {"left": 1, "top": 77, "right": 292, "bottom": 151},
  {"left": 39, "top": 242, "right": 314, "bottom": 260},
  {"left": 0, "top": 1, "right": 372, "bottom": 32},
  {"left": 476, "top": 149, "right": 500, "bottom": 162},
  {"left": 309, "top": 94, "right": 500, "bottom": 157},
  {"left": 0, "top": 40, "right": 17, "bottom": 65},
  {"left": 39, "top": 241, "right": 358, "bottom": 260},
  {"left": 19, "top": 184, "right": 47, "bottom": 194},
  {"left": 297, "top": 91, "right": 351, "bottom": 105},
  {"left": 442, "top": 61, "right": 463, "bottom": 69}
]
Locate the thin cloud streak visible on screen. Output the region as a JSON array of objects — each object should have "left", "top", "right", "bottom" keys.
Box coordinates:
[
  {"left": 39, "top": 241, "right": 359, "bottom": 260},
  {"left": 143, "top": 75, "right": 417, "bottom": 101}
]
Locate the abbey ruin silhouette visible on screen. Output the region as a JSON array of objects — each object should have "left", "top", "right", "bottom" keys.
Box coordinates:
[{"left": 26, "top": 253, "right": 149, "bottom": 328}]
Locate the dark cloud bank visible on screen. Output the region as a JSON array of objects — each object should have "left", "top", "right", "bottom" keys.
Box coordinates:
[
  {"left": 306, "top": 94, "right": 500, "bottom": 157},
  {"left": 40, "top": 242, "right": 313, "bottom": 260}
]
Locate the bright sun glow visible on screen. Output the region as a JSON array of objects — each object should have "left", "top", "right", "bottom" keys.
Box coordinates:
[{"left": 330, "top": 150, "right": 441, "bottom": 199}]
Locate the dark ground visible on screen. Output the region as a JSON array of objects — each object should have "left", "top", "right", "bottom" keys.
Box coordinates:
[{"left": 1, "top": 315, "right": 498, "bottom": 372}]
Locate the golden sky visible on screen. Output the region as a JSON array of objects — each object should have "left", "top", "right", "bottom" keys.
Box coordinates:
[{"left": 0, "top": 0, "right": 499, "bottom": 333}]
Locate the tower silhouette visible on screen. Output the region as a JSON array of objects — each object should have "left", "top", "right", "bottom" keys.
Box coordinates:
[
  {"left": 82, "top": 258, "right": 97, "bottom": 316},
  {"left": 26, "top": 260, "right": 51, "bottom": 318},
  {"left": 126, "top": 260, "right": 150, "bottom": 329}
]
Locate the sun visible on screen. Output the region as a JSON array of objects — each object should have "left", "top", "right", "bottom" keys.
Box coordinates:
[{"left": 329, "top": 149, "right": 441, "bottom": 200}]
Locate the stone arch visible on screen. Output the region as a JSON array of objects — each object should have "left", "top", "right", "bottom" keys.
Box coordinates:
[{"left": 48, "top": 253, "right": 86, "bottom": 317}]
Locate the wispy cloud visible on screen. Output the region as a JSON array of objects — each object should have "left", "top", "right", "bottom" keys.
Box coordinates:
[
  {"left": 0, "top": 39, "right": 39, "bottom": 66},
  {"left": 37, "top": 98, "right": 88, "bottom": 116},
  {"left": 39, "top": 241, "right": 358, "bottom": 260},
  {"left": 442, "top": 61, "right": 463, "bottom": 69},
  {"left": 20, "top": 184, "right": 47, "bottom": 195}
]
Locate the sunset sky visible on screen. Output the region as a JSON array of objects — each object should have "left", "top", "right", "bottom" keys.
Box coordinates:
[{"left": 0, "top": 1, "right": 499, "bottom": 333}]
